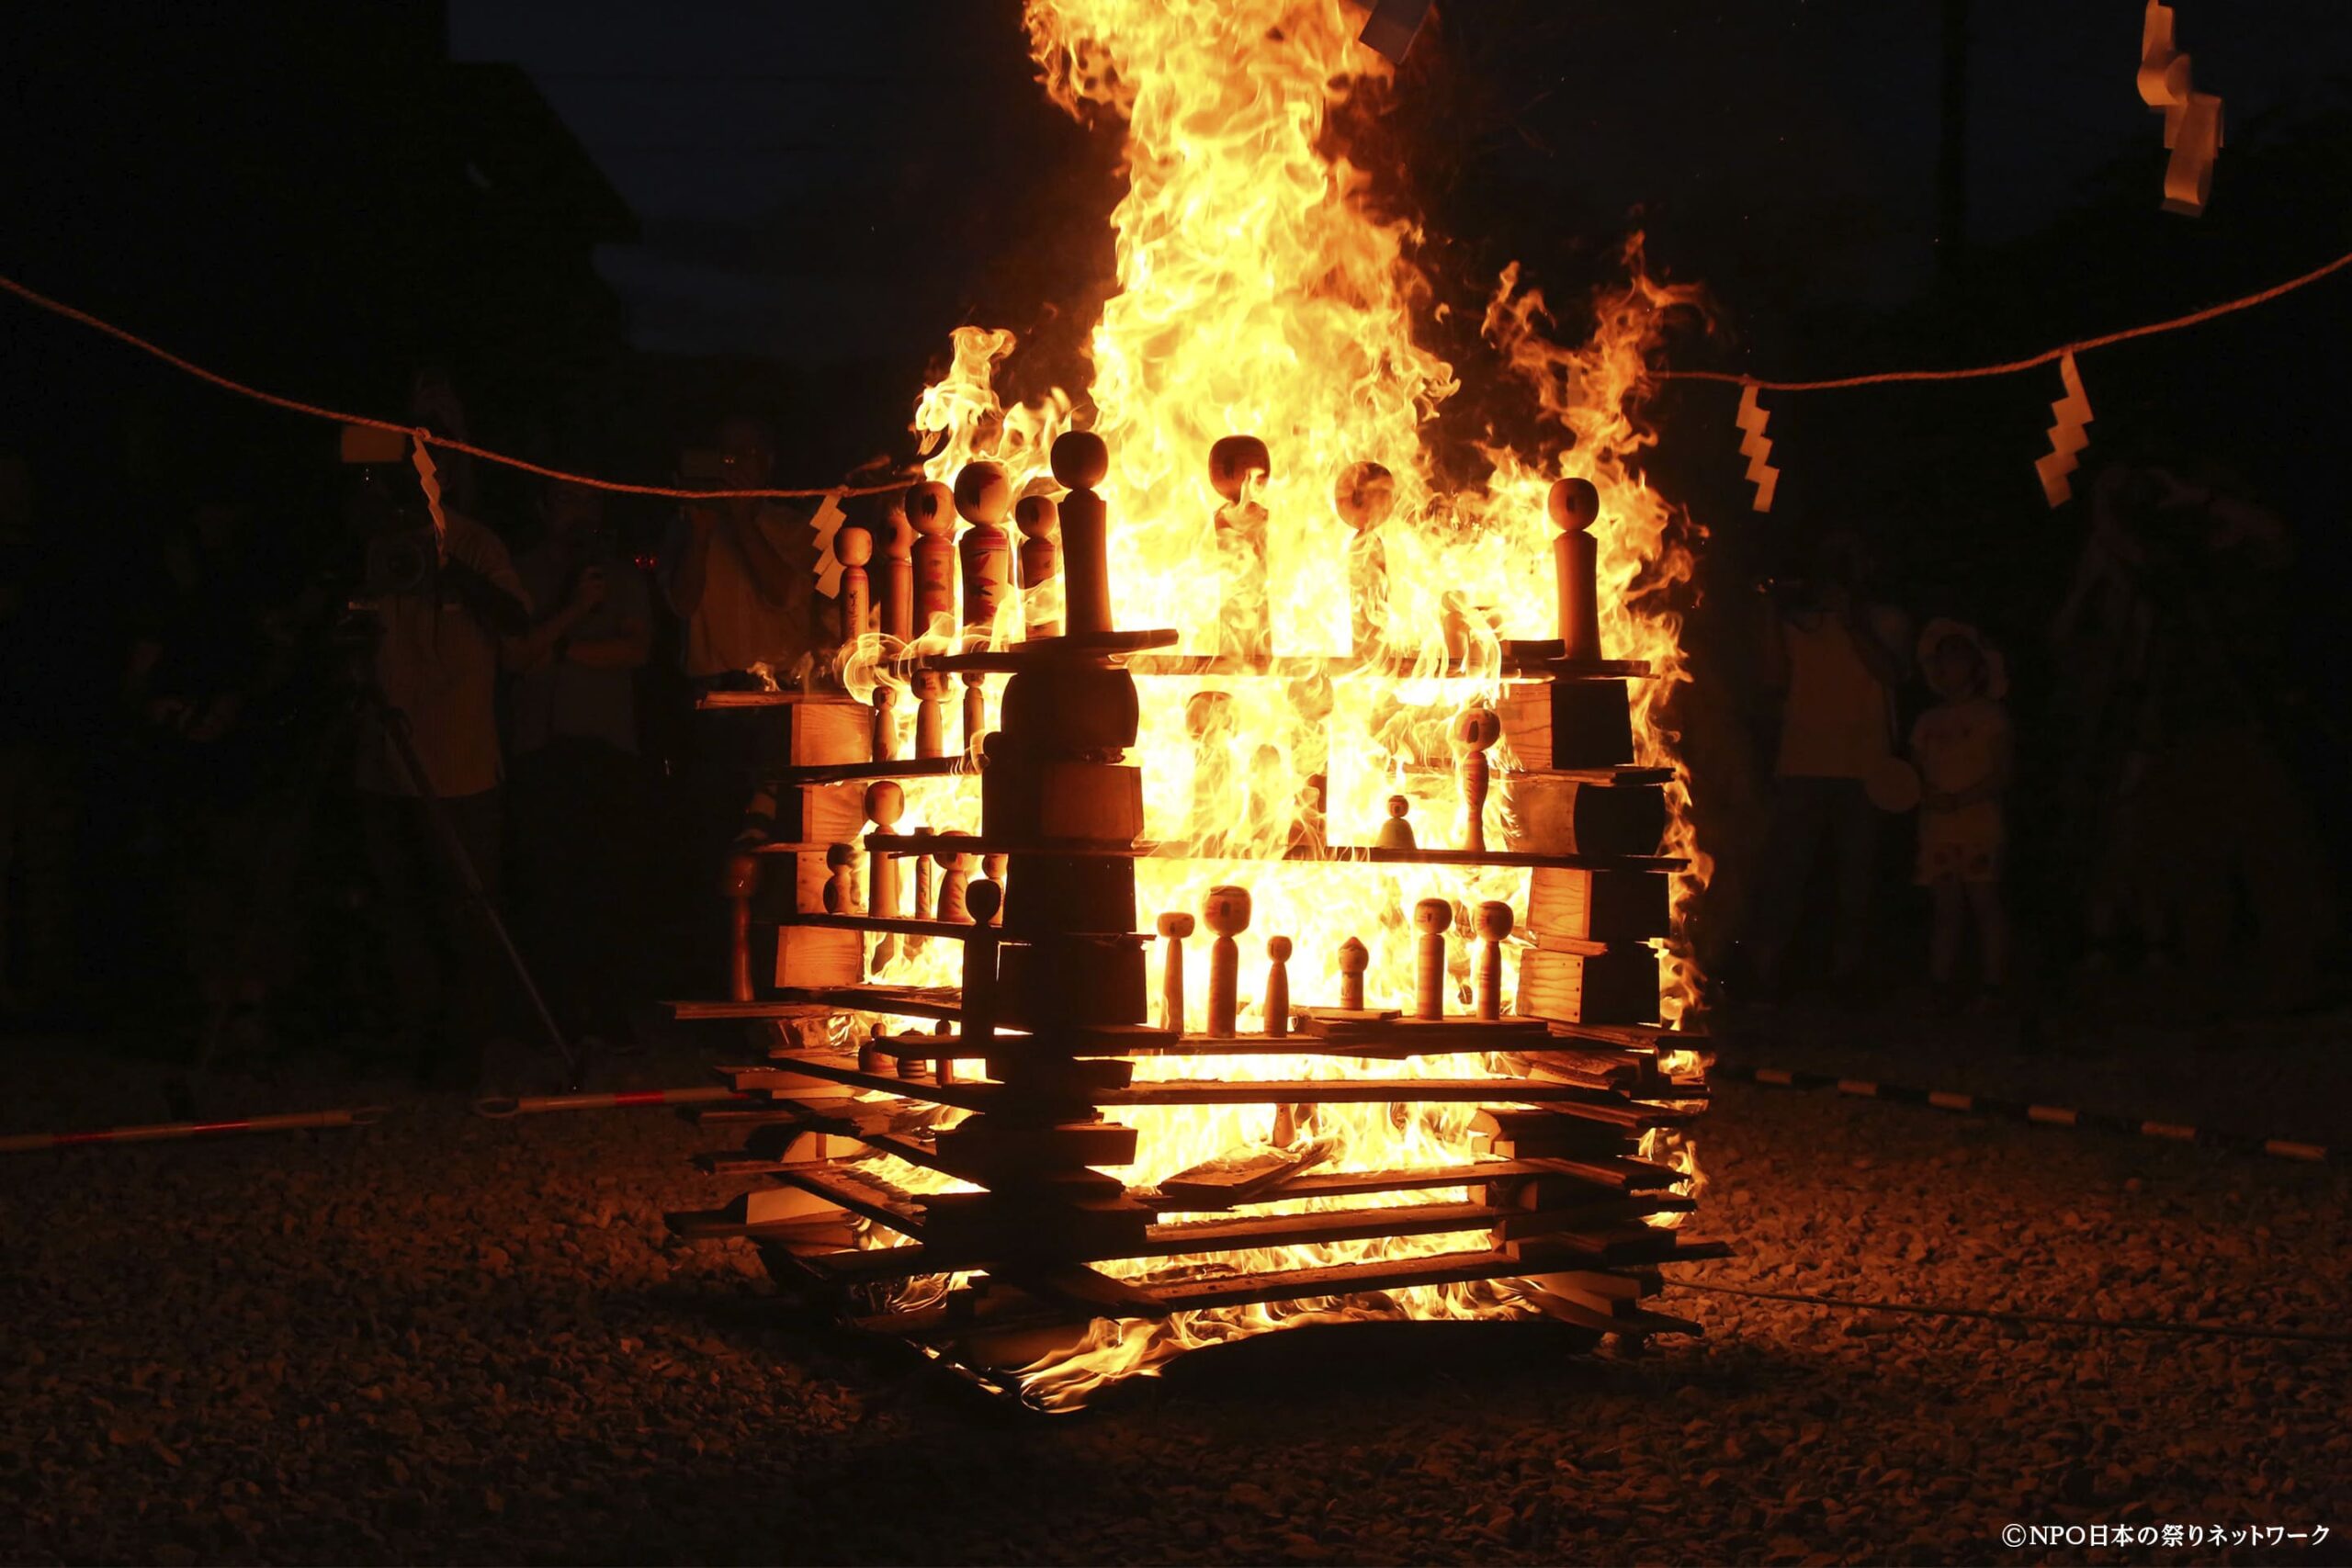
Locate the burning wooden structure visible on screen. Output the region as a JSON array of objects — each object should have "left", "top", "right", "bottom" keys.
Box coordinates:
[{"left": 665, "top": 434, "right": 1716, "bottom": 1407}]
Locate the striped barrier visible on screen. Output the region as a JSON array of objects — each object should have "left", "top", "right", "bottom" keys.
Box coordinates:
[
  {"left": 0, "top": 1105, "right": 392, "bottom": 1156},
  {"left": 472, "top": 1087, "right": 752, "bottom": 1119},
  {"left": 1717, "top": 1061, "right": 2333, "bottom": 1164}
]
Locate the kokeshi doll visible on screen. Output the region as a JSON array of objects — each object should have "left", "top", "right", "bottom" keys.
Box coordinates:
[
  {"left": 1264, "top": 936, "right": 1293, "bottom": 1037},
  {"left": 1337, "top": 936, "right": 1370, "bottom": 1011},
  {"left": 823, "top": 842, "right": 858, "bottom": 915},
  {"left": 1157, "top": 911, "right": 1193, "bottom": 1032},
  {"left": 837, "top": 524, "right": 874, "bottom": 645},
  {"left": 722, "top": 850, "right": 760, "bottom": 1002},
  {"left": 1050, "top": 432, "right": 1114, "bottom": 637},
  {"left": 1451, "top": 705, "right": 1503, "bottom": 853},
  {"left": 1334, "top": 460, "right": 1395, "bottom": 659},
  {"left": 1203, "top": 885, "right": 1251, "bottom": 1036},
  {"left": 1209, "top": 435, "right": 1272, "bottom": 662},
  {"left": 1473, "top": 900, "right": 1513, "bottom": 1021},
  {"left": 871, "top": 683, "right": 899, "bottom": 762},
  {"left": 863, "top": 781, "right": 904, "bottom": 919},
  {"left": 981, "top": 853, "right": 1007, "bottom": 923},
  {"left": 934, "top": 850, "right": 970, "bottom": 925},
  {"left": 906, "top": 479, "right": 957, "bottom": 633},
  {"left": 962, "top": 880, "right": 1002, "bottom": 1054},
  {"left": 1548, "top": 477, "right": 1602, "bottom": 660},
  {"left": 1413, "top": 898, "right": 1453, "bottom": 1021},
  {"left": 1015, "top": 492, "right": 1062, "bottom": 638},
  {"left": 912, "top": 670, "right": 950, "bottom": 759},
  {"left": 954, "top": 461, "right": 1013, "bottom": 638},
  {"left": 1374, "top": 794, "right": 1417, "bottom": 851},
  {"left": 880, "top": 505, "right": 915, "bottom": 644},
  {"left": 961, "top": 673, "right": 987, "bottom": 751}
]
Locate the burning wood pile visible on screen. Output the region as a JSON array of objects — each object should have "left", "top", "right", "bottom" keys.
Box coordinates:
[{"left": 664, "top": 428, "right": 1715, "bottom": 1407}]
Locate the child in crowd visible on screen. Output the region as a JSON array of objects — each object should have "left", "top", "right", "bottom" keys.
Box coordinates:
[{"left": 1911, "top": 619, "right": 2012, "bottom": 1004}]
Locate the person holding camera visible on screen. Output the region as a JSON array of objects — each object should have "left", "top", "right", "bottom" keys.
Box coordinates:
[
  {"left": 347, "top": 454, "right": 529, "bottom": 1089},
  {"left": 504, "top": 478, "right": 651, "bottom": 1054},
  {"left": 657, "top": 414, "right": 819, "bottom": 987},
  {"left": 1746, "top": 530, "right": 1911, "bottom": 1003}
]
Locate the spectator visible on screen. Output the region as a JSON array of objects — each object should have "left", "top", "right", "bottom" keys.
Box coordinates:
[
  {"left": 347, "top": 446, "right": 529, "bottom": 1089},
  {"left": 504, "top": 478, "right": 651, "bottom": 1054},
  {"left": 658, "top": 415, "right": 820, "bottom": 987},
  {"left": 0, "top": 455, "right": 83, "bottom": 1026},
  {"left": 1910, "top": 619, "right": 2013, "bottom": 1005},
  {"left": 1744, "top": 531, "right": 1910, "bottom": 1000},
  {"left": 121, "top": 494, "right": 299, "bottom": 1050}
]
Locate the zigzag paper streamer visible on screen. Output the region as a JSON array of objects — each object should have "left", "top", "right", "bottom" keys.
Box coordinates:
[
  {"left": 2033, "top": 352, "right": 2093, "bottom": 508},
  {"left": 1736, "top": 382, "right": 1780, "bottom": 513},
  {"left": 808, "top": 489, "right": 846, "bottom": 598},
  {"left": 410, "top": 431, "right": 448, "bottom": 540},
  {"left": 2139, "top": 1, "right": 2221, "bottom": 216}
]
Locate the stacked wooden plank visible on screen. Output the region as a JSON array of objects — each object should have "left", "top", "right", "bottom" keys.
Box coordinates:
[{"left": 660, "top": 443, "right": 1714, "bottom": 1404}]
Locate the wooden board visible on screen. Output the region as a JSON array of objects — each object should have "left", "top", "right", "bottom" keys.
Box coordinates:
[
  {"left": 774, "top": 756, "right": 969, "bottom": 786},
  {"left": 1503, "top": 773, "right": 1667, "bottom": 859},
  {"left": 1526, "top": 865, "right": 1673, "bottom": 943},
  {"left": 1517, "top": 944, "right": 1662, "bottom": 1027}
]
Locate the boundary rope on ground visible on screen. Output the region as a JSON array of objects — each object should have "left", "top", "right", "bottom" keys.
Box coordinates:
[
  {"left": 1710, "top": 1057, "right": 2335, "bottom": 1165},
  {"left": 1656, "top": 241, "right": 2352, "bottom": 391},
  {"left": 1673, "top": 1278, "right": 2352, "bottom": 1347},
  {"left": 0, "top": 271, "right": 912, "bottom": 502}
]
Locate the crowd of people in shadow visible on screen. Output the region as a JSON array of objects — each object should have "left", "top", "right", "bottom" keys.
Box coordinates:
[
  {"left": 1727, "top": 457, "right": 2339, "bottom": 1030},
  {"left": 0, "top": 394, "right": 2338, "bottom": 1088},
  {"left": 0, "top": 392, "right": 826, "bottom": 1091}
]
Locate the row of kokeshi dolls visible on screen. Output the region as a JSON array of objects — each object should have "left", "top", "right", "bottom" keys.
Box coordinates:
[
  {"left": 1157, "top": 885, "right": 1521, "bottom": 1034},
  {"left": 839, "top": 429, "right": 1612, "bottom": 676}
]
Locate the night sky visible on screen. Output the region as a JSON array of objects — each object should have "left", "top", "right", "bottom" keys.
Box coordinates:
[{"left": 450, "top": 0, "right": 2352, "bottom": 365}]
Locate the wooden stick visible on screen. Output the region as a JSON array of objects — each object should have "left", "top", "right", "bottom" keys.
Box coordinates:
[
  {"left": 864, "top": 781, "right": 905, "bottom": 920},
  {"left": 1203, "top": 885, "right": 1251, "bottom": 1036},
  {"left": 1474, "top": 900, "right": 1513, "bottom": 1021},
  {"left": 1210, "top": 435, "right": 1272, "bottom": 662},
  {"left": 1414, "top": 897, "right": 1453, "bottom": 1021},
  {"left": 906, "top": 480, "right": 958, "bottom": 634},
  {"left": 1334, "top": 460, "right": 1394, "bottom": 658},
  {"left": 1264, "top": 935, "right": 1293, "bottom": 1037},
  {"left": 1338, "top": 936, "right": 1369, "bottom": 1011},
  {"left": 723, "top": 850, "right": 760, "bottom": 1002},
  {"left": 1015, "top": 492, "right": 1062, "bottom": 638},
  {"left": 962, "top": 880, "right": 1002, "bottom": 1056},
  {"left": 1452, "top": 705, "right": 1502, "bottom": 853},
  {"left": 1157, "top": 912, "right": 1193, "bottom": 1032},
  {"left": 910, "top": 828, "right": 935, "bottom": 921},
  {"left": 1050, "top": 433, "right": 1114, "bottom": 636},
  {"left": 1549, "top": 478, "right": 1602, "bottom": 659},
  {"left": 837, "top": 523, "right": 873, "bottom": 645}
]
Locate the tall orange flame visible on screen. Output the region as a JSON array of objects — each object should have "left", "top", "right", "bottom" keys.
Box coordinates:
[{"left": 838, "top": 0, "right": 1708, "bottom": 1405}]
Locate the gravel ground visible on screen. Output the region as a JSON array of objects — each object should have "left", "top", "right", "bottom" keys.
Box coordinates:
[{"left": 4, "top": 1011, "right": 2346, "bottom": 1566}]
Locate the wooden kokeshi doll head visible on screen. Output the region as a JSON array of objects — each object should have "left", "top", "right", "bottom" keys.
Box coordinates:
[{"left": 1203, "top": 884, "right": 1252, "bottom": 937}]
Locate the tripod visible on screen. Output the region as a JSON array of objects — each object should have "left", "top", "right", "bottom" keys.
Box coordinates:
[{"left": 193, "top": 627, "right": 584, "bottom": 1089}]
